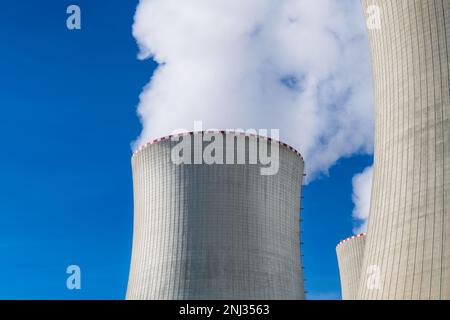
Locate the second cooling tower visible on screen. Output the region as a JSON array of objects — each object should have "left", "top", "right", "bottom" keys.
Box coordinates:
[
  {"left": 336, "top": 233, "right": 366, "bottom": 300},
  {"left": 359, "top": 0, "right": 450, "bottom": 299},
  {"left": 126, "top": 131, "right": 305, "bottom": 300}
]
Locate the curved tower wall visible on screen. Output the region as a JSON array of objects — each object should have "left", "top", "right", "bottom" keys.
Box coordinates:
[
  {"left": 359, "top": 0, "right": 450, "bottom": 299},
  {"left": 126, "top": 132, "right": 305, "bottom": 300},
  {"left": 336, "top": 234, "right": 366, "bottom": 300}
]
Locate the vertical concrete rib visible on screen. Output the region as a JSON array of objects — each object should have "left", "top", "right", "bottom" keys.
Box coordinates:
[{"left": 359, "top": 0, "right": 450, "bottom": 299}]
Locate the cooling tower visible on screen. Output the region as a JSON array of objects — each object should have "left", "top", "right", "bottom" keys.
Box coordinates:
[
  {"left": 336, "top": 233, "right": 366, "bottom": 300},
  {"left": 126, "top": 131, "right": 305, "bottom": 300},
  {"left": 358, "top": 0, "right": 450, "bottom": 299}
]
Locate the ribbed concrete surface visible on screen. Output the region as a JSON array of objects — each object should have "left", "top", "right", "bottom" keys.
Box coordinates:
[
  {"left": 359, "top": 0, "right": 450, "bottom": 299},
  {"left": 336, "top": 234, "right": 366, "bottom": 300},
  {"left": 126, "top": 132, "right": 305, "bottom": 300}
]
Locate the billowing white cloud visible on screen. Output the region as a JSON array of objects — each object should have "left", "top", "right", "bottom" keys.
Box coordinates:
[
  {"left": 132, "top": 0, "right": 374, "bottom": 178},
  {"left": 352, "top": 165, "right": 373, "bottom": 234}
]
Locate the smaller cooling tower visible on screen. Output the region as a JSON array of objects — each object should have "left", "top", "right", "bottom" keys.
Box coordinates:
[
  {"left": 336, "top": 233, "right": 366, "bottom": 300},
  {"left": 127, "top": 131, "right": 305, "bottom": 300}
]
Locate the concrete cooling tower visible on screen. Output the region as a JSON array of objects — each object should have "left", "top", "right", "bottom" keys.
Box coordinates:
[
  {"left": 357, "top": 0, "right": 450, "bottom": 299},
  {"left": 336, "top": 233, "right": 366, "bottom": 300},
  {"left": 126, "top": 131, "right": 305, "bottom": 300}
]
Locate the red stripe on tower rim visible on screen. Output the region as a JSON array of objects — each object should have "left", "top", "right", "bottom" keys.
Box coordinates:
[
  {"left": 336, "top": 232, "right": 367, "bottom": 248},
  {"left": 131, "top": 130, "right": 305, "bottom": 160}
]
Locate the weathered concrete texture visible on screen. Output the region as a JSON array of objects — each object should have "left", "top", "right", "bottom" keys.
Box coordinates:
[
  {"left": 359, "top": 0, "right": 450, "bottom": 299},
  {"left": 336, "top": 234, "right": 366, "bottom": 300},
  {"left": 126, "top": 132, "right": 305, "bottom": 300}
]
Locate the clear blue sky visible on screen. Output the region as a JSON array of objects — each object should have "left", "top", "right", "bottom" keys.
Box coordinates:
[{"left": 0, "top": 1, "right": 372, "bottom": 299}]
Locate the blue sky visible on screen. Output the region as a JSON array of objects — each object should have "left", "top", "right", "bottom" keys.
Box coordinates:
[{"left": 0, "top": 1, "right": 372, "bottom": 299}]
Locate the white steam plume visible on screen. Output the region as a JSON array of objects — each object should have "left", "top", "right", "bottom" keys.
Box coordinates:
[
  {"left": 132, "top": 0, "right": 374, "bottom": 178},
  {"left": 351, "top": 165, "right": 373, "bottom": 234}
]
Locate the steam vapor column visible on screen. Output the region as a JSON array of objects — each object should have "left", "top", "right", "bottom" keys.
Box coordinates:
[
  {"left": 126, "top": 131, "right": 305, "bottom": 299},
  {"left": 359, "top": 0, "right": 450, "bottom": 299}
]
